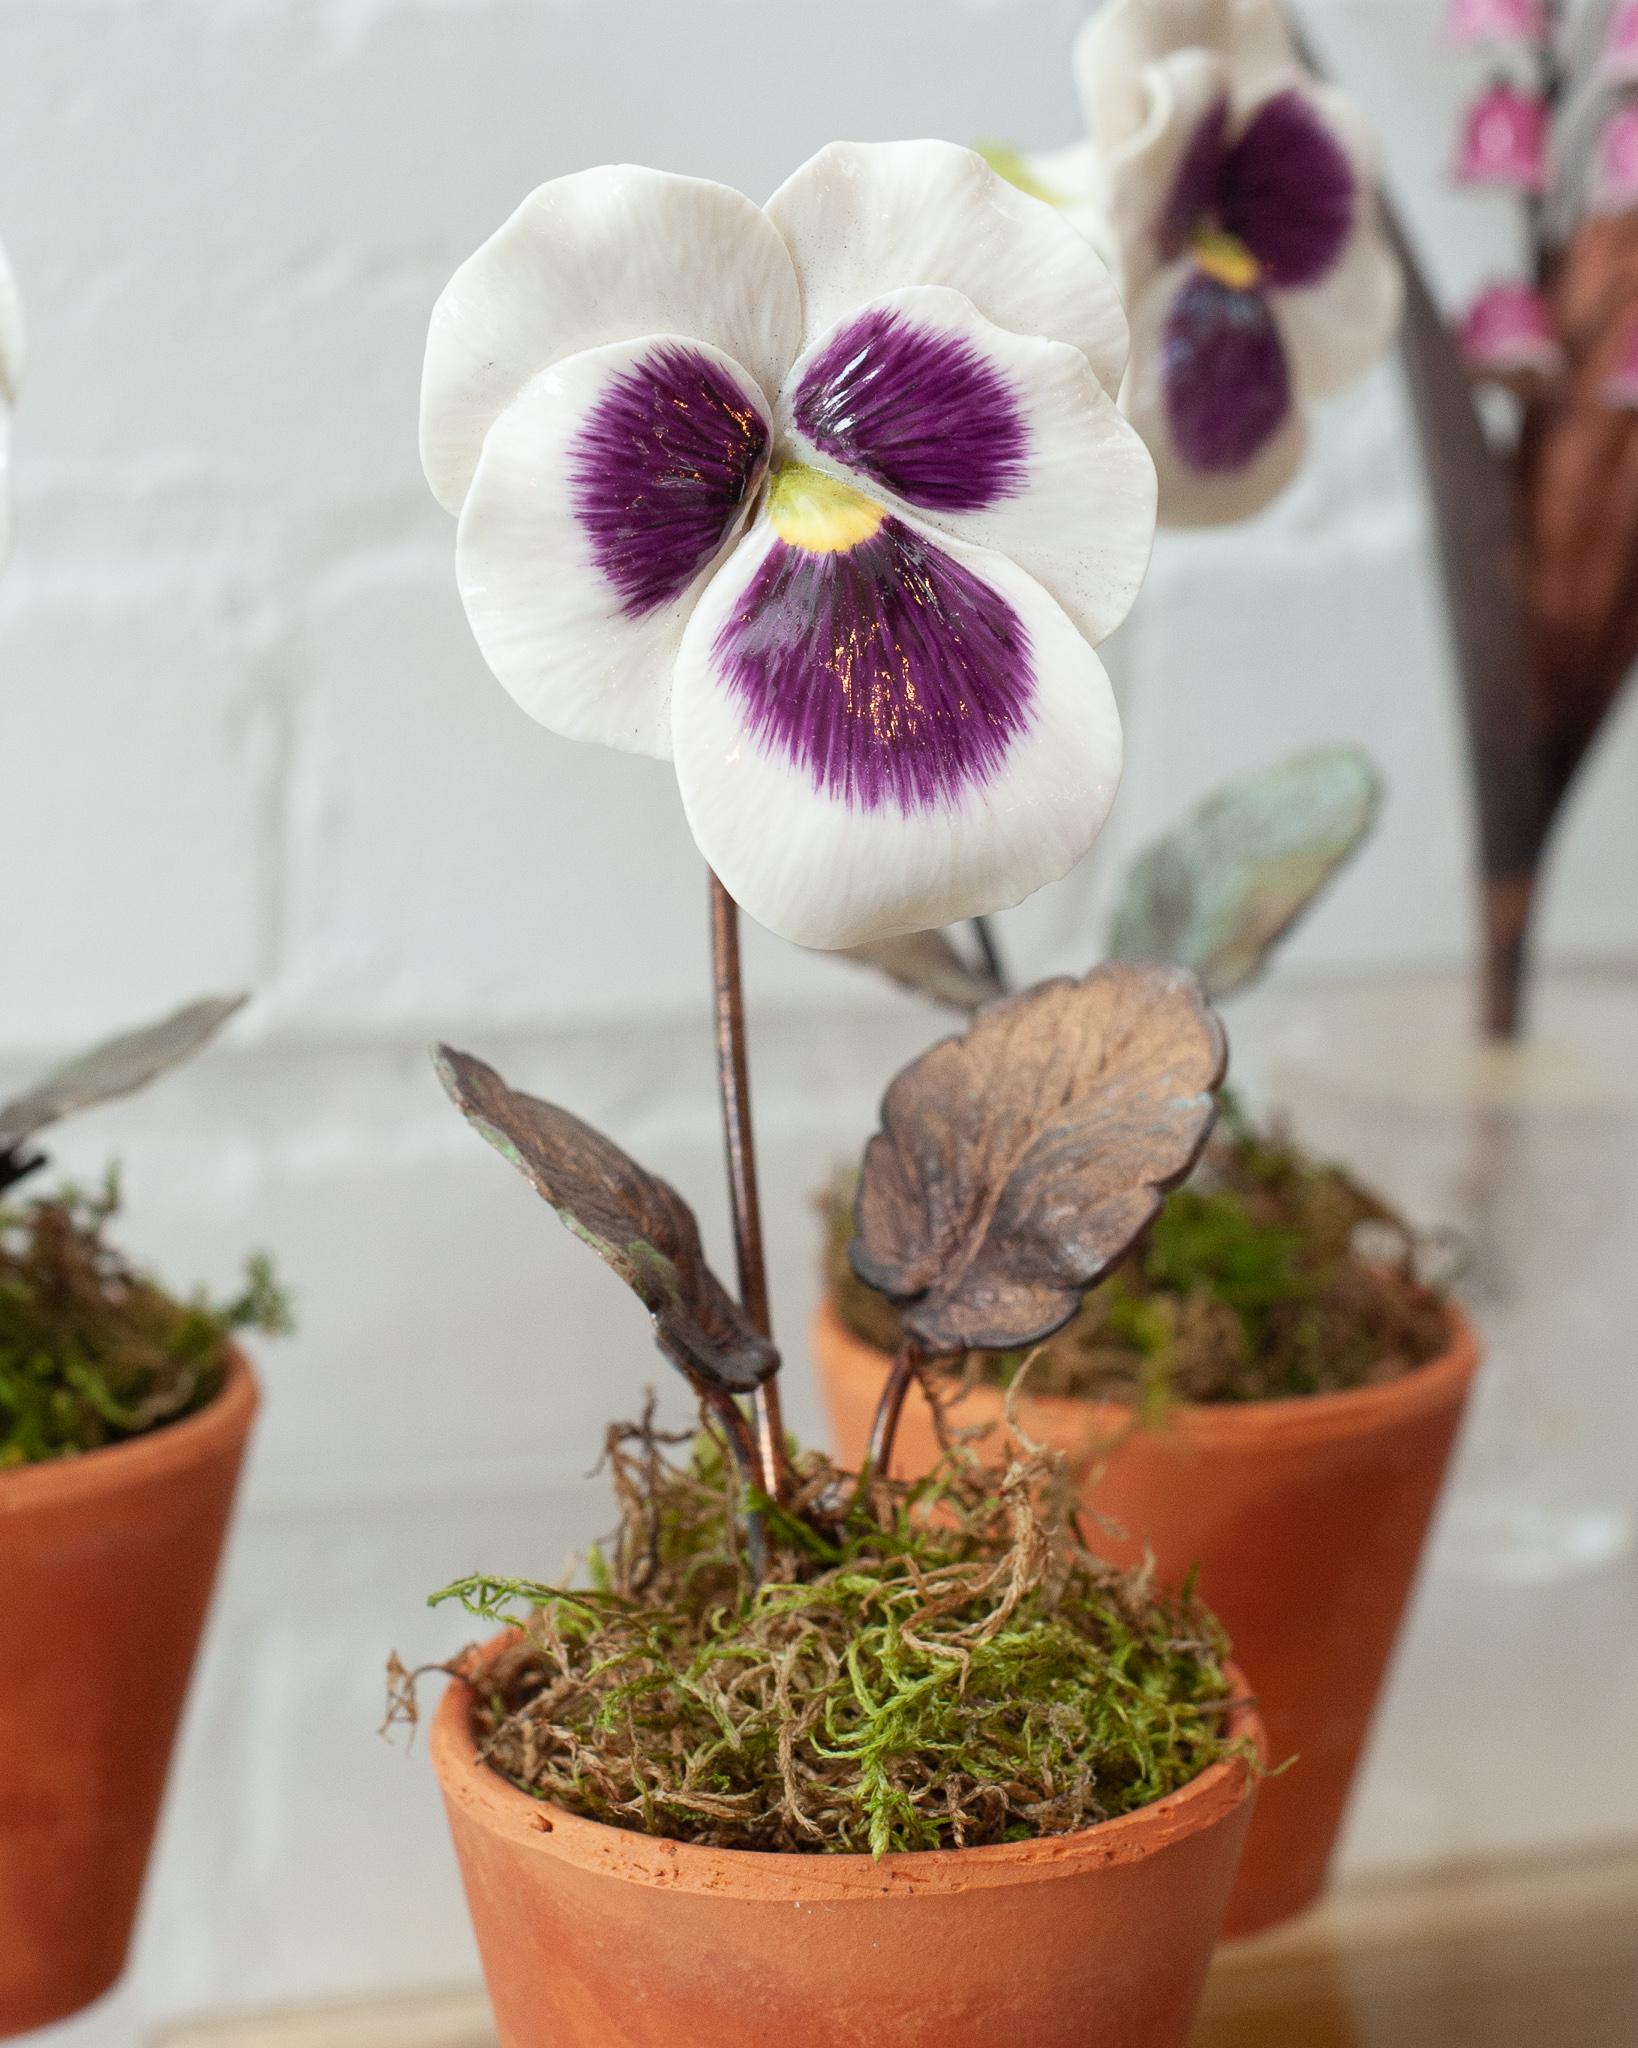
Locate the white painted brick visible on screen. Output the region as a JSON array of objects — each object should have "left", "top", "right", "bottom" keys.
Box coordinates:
[{"left": 0, "top": 578, "right": 273, "bottom": 1048}]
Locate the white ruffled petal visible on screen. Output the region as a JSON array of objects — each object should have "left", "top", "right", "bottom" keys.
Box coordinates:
[
  {"left": 456, "top": 335, "right": 773, "bottom": 759},
  {"left": 422, "top": 167, "right": 800, "bottom": 515},
  {"left": 671, "top": 501, "right": 1123, "bottom": 950},
  {"left": 780, "top": 285, "right": 1155, "bottom": 649},
  {"left": 1075, "top": 0, "right": 1231, "bottom": 148},
  {"left": 1093, "top": 48, "right": 1236, "bottom": 305},
  {"left": 1260, "top": 86, "right": 1403, "bottom": 396},
  {"left": 765, "top": 139, "right": 1129, "bottom": 400}
]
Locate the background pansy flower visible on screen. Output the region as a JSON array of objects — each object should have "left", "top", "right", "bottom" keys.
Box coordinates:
[
  {"left": 421, "top": 142, "right": 1155, "bottom": 950},
  {"left": 1055, "top": 0, "right": 1402, "bottom": 525}
]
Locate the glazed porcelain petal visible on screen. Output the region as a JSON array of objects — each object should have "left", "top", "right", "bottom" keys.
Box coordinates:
[
  {"left": 1093, "top": 48, "right": 1236, "bottom": 302},
  {"left": 781, "top": 286, "right": 1155, "bottom": 650},
  {"left": 1126, "top": 262, "right": 1308, "bottom": 524},
  {"left": 1259, "top": 89, "right": 1401, "bottom": 399},
  {"left": 670, "top": 499, "right": 1122, "bottom": 949},
  {"left": 421, "top": 166, "right": 800, "bottom": 514},
  {"left": 456, "top": 335, "right": 772, "bottom": 759},
  {"left": 765, "top": 140, "right": 1129, "bottom": 400}
]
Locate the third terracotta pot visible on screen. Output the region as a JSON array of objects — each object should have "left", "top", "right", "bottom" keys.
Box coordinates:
[
  {"left": 433, "top": 1632, "right": 1262, "bottom": 2048},
  {"left": 815, "top": 1299, "right": 1480, "bottom": 1938},
  {"left": 0, "top": 1354, "right": 258, "bottom": 2036}
]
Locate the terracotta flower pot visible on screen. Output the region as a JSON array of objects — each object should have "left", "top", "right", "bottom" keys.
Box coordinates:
[
  {"left": 0, "top": 1354, "right": 258, "bottom": 2036},
  {"left": 432, "top": 1633, "right": 1262, "bottom": 2048},
  {"left": 815, "top": 1299, "right": 1480, "bottom": 1939}
]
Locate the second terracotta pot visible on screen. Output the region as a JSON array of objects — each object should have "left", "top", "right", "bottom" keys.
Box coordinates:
[
  {"left": 433, "top": 1633, "right": 1262, "bottom": 2048},
  {"left": 815, "top": 1300, "right": 1479, "bottom": 1938},
  {"left": 0, "top": 1355, "right": 258, "bottom": 2037}
]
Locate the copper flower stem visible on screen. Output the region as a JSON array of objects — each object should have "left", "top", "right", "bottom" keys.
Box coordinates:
[
  {"left": 865, "top": 1336, "right": 927, "bottom": 1480},
  {"left": 707, "top": 870, "right": 790, "bottom": 1502},
  {"left": 970, "top": 916, "right": 1008, "bottom": 993}
]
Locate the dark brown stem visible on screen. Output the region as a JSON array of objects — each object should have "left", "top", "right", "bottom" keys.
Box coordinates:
[
  {"left": 707, "top": 870, "right": 791, "bottom": 1503},
  {"left": 1526, "top": 2, "right": 1567, "bottom": 287},
  {"left": 969, "top": 916, "right": 1008, "bottom": 993},
  {"left": 865, "top": 1337, "right": 927, "bottom": 1480}
]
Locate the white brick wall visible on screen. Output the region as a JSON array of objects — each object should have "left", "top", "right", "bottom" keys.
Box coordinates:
[{"left": 1, "top": 1, "right": 1635, "bottom": 2037}]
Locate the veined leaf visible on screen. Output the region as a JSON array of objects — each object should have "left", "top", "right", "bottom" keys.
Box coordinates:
[
  {"left": 834, "top": 929, "right": 1003, "bottom": 1013},
  {"left": 1107, "top": 747, "right": 1379, "bottom": 999},
  {"left": 435, "top": 1045, "right": 777, "bottom": 1394},
  {"left": 851, "top": 962, "right": 1225, "bottom": 1353}
]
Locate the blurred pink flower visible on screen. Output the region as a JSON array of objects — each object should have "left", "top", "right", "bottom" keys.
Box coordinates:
[
  {"left": 1592, "top": 102, "right": 1638, "bottom": 209},
  {"left": 1457, "top": 83, "right": 1549, "bottom": 188},
  {"left": 1603, "top": 1, "right": 1638, "bottom": 81},
  {"left": 1446, "top": 0, "right": 1544, "bottom": 45},
  {"left": 1602, "top": 321, "right": 1638, "bottom": 406},
  {"left": 1459, "top": 281, "right": 1562, "bottom": 376}
]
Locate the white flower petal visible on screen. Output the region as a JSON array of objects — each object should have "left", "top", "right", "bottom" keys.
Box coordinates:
[
  {"left": 456, "top": 335, "right": 773, "bottom": 759},
  {"left": 1125, "top": 263, "right": 1309, "bottom": 527},
  {"left": 671, "top": 504, "right": 1123, "bottom": 950},
  {"left": 780, "top": 285, "right": 1155, "bottom": 649},
  {"left": 1075, "top": 0, "right": 1231, "bottom": 148},
  {"left": 765, "top": 139, "right": 1130, "bottom": 400},
  {"left": 1260, "top": 86, "right": 1403, "bottom": 398},
  {"left": 422, "top": 167, "right": 800, "bottom": 515},
  {"left": 1092, "top": 47, "right": 1236, "bottom": 305}
]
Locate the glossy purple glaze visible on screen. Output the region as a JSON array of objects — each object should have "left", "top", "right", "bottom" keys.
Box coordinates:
[
  {"left": 791, "top": 306, "right": 1028, "bottom": 514},
  {"left": 571, "top": 341, "right": 770, "bottom": 619},
  {"left": 712, "top": 517, "right": 1034, "bottom": 813},
  {"left": 1218, "top": 91, "right": 1355, "bottom": 288},
  {"left": 1161, "top": 271, "right": 1291, "bottom": 471}
]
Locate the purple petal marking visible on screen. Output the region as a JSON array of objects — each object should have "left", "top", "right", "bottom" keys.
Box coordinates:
[
  {"left": 791, "top": 306, "right": 1028, "bottom": 514},
  {"left": 1217, "top": 91, "right": 1356, "bottom": 289},
  {"left": 1161, "top": 271, "right": 1291, "bottom": 473},
  {"left": 712, "top": 517, "right": 1034, "bottom": 813},
  {"left": 1159, "top": 99, "right": 1231, "bottom": 260},
  {"left": 570, "top": 342, "right": 770, "bottom": 620}
]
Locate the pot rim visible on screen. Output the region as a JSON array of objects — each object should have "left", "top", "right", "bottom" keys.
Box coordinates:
[
  {"left": 814, "top": 1297, "right": 1480, "bottom": 1450},
  {"left": 0, "top": 1347, "right": 259, "bottom": 1513},
  {"left": 431, "top": 1634, "right": 1262, "bottom": 1900}
]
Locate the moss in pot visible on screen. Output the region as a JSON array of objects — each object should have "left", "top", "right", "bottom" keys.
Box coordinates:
[
  {"left": 0, "top": 996, "right": 286, "bottom": 2036},
  {"left": 815, "top": 751, "right": 1482, "bottom": 1938}
]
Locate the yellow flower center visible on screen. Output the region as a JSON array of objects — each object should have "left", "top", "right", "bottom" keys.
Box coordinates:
[
  {"left": 1193, "top": 229, "right": 1262, "bottom": 292},
  {"left": 767, "top": 462, "right": 887, "bottom": 554}
]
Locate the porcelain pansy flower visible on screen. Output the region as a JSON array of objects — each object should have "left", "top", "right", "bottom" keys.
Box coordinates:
[
  {"left": 1062, "top": 0, "right": 1401, "bottom": 524},
  {"left": 0, "top": 235, "right": 22, "bottom": 567},
  {"left": 421, "top": 142, "right": 1155, "bottom": 950}
]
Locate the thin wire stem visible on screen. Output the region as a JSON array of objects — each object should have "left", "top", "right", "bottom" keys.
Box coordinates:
[
  {"left": 865, "top": 1337, "right": 927, "bottom": 1481},
  {"left": 707, "top": 870, "right": 791, "bottom": 1503},
  {"left": 969, "top": 916, "right": 1008, "bottom": 993}
]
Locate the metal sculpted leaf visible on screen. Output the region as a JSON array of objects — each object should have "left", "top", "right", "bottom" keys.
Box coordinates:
[
  {"left": 850, "top": 962, "right": 1226, "bottom": 1354},
  {"left": 1107, "top": 747, "right": 1379, "bottom": 999},
  {"left": 435, "top": 1046, "right": 777, "bottom": 1394},
  {"left": 835, "top": 930, "right": 1003, "bottom": 1012},
  {"left": 0, "top": 993, "right": 249, "bottom": 1151}
]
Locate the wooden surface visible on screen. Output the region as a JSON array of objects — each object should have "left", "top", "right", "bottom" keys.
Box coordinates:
[{"left": 158, "top": 1844, "right": 1638, "bottom": 2048}]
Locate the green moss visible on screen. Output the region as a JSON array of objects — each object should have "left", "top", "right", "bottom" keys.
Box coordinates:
[
  {"left": 0, "top": 1171, "right": 290, "bottom": 1468},
  {"left": 827, "top": 1121, "right": 1449, "bottom": 1406},
  {"left": 413, "top": 1428, "right": 1238, "bottom": 1857}
]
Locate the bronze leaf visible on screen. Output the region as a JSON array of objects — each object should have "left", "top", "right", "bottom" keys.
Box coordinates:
[
  {"left": 1107, "top": 746, "right": 1380, "bottom": 1000},
  {"left": 0, "top": 993, "right": 249, "bottom": 1152},
  {"left": 850, "top": 962, "right": 1227, "bottom": 1354},
  {"left": 834, "top": 929, "right": 1004, "bottom": 1012},
  {"left": 434, "top": 1045, "right": 778, "bottom": 1394}
]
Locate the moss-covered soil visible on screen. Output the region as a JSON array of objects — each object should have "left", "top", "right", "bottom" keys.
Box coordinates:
[
  {"left": 828, "top": 1116, "right": 1452, "bottom": 1408},
  {"left": 0, "top": 1174, "right": 289, "bottom": 1468},
  {"left": 391, "top": 1419, "right": 1241, "bottom": 1857}
]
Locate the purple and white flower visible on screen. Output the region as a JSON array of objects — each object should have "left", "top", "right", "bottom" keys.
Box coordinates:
[
  {"left": 421, "top": 143, "right": 1154, "bottom": 950},
  {"left": 1054, "top": 0, "right": 1402, "bottom": 525}
]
